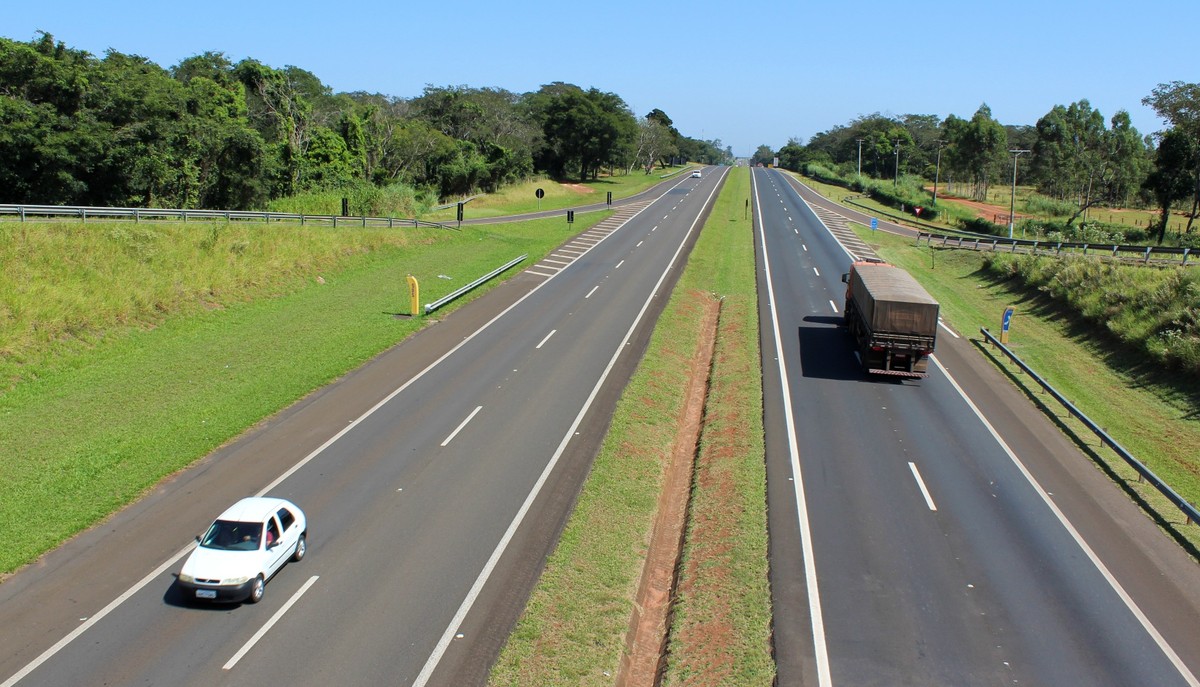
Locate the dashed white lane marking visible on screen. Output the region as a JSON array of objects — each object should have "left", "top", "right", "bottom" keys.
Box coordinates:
[
  {"left": 813, "top": 267, "right": 820, "bottom": 277},
  {"left": 794, "top": 228, "right": 799, "bottom": 235},
  {"left": 909, "top": 463, "right": 938, "bottom": 511},
  {"left": 829, "top": 300, "right": 839, "bottom": 313},
  {"left": 803, "top": 244, "right": 808, "bottom": 251},
  {"left": 615, "top": 260, "right": 625, "bottom": 269},
  {"left": 585, "top": 285, "right": 599, "bottom": 299},
  {"left": 536, "top": 330, "right": 557, "bottom": 349},
  {"left": 224, "top": 576, "right": 320, "bottom": 670},
  {"left": 652, "top": 225, "right": 658, "bottom": 232},
  {"left": 441, "top": 406, "right": 483, "bottom": 447}
]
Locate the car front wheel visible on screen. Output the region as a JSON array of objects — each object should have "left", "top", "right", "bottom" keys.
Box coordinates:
[
  {"left": 247, "top": 575, "right": 265, "bottom": 604},
  {"left": 292, "top": 534, "right": 306, "bottom": 562}
]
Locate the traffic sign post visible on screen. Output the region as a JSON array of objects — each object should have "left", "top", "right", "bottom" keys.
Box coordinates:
[
  {"left": 407, "top": 275, "right": 420, "bottom": 316},
  {"left": 567, "top": 210, "right": 575, "bottom": 226},
  {"left": 536, "top": 188, "right": 544, "bottom": 211},
  {"left": 1001, "top": 306, "right": 1016, "bottom": 343},
  {"left": 870, "top": 217, "right": 878, "bottom": 231},
  {"left": 456, "top": 202, "right": 464, "bottom": 227}
]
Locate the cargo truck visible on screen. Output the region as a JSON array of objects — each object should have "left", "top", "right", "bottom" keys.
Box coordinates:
[{"left": 840, "top": 260, "right": 939, "bottom": 377}]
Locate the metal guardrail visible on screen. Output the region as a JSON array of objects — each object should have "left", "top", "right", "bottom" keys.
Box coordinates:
[
  {"left": 980, "top": 327, "right": 1199, "bottom": 526},
  {"left": 424, "top": 254, "right": 527, "bottom": 314},
  {"left": 919, "top": 232, "right": 1193, "bottom": 266},
  {"left": 0, "top": 203, "right": 453, "bottom": 230}
]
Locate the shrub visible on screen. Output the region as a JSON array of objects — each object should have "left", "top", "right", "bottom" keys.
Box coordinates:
[{"left": 960, "top": 217, "right": 1006, "bottom": 235}]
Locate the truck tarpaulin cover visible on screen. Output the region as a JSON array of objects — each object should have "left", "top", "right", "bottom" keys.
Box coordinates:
[{"left": 851, "top": 264, "right": 940, "bottom": 336}]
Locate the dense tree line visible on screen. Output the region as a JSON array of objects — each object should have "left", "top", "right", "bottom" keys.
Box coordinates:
[
  {"left": 0, "top": 33, "right": 730, "bottom": 210},
  {"left": 770, "top": 84, "right": 1200, "bottom": 243}
]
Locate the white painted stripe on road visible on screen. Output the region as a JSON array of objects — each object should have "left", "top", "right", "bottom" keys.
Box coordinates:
[
  {"left": 526, "top": 270, "right": 555, "bottom": 278},
  {"left": 652, "top": 225, "right": 657, "bottom": 231},
  {"left": 0, "top": 543, "right": 197, "bottom": 687},
  {"left": 908, "top": 462, "right": 937, "bottom": 511},
  {"left": 938, "top": 321, "right": 960, "bottom": 339},
  {"left": 615, "top": 260, "right": 625, "bottom": 269},
  {"left": 441, "top": 405, "right": 483, "bottom": 447},
  {"left": 932, "top": 356, "right": 1200, "bottom": 687},
  {"left": 813, "top": 267, "right": 820, "bottom": 277},
  {"left": 753, "top": 169, "right": 833, "bottom": 687},
  {"left": 636, "top": 240, "right": 644, "bottom": 248},
  {"left": 794, "top": 227, "right": 799, "bottom": 235},
  {"left": 829, "top": 300, "right": 839, "bottom": 314},
  {"left": 223, "top": 576, "right": 319, "bottom": 670},
  {"left": 803, "top": 244, "right": 808, "bottom": 251},
  {"left": 585, "top": 285, "right": 599, "bottom": 299},
  {"left": 542, "top": 257, "right": 571, "bottom": 265},
  {"left": 536, "top": 329, "right": 556, "bottom": 349},
  {"left": 413, "top": 167, "right": 731, "bottom": 687}
]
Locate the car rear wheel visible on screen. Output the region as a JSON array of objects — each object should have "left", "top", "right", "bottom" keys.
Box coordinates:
[
  {"left": 292, "top": 534, "right": 307, "bottom": 562},
  {"left": 247, "top": 575, "right": 265, "bottom": 604}
]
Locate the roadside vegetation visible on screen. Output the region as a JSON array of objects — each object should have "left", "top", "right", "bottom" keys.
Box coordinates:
[
  {"left": 490, "top": 168, "right": 773, "bottom": 685},
  {"left": 0, "top": 213, "right": 607, "bottom": 574},
  {"left": 762, "top": 82, "right": 1200, "bottom": 248},
  {"left": 850, "top": 223, "right": 1200, "bottom": 552}
]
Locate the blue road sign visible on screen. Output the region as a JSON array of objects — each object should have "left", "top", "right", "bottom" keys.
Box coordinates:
[{"left": 870, "top": 217, "right": 878, "bottom": 231}]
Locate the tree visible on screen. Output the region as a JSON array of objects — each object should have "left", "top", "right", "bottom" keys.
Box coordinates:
[
  {"left": 751, "top": 145, "right": 774, "bottom": 166},
  {"left": 1143, "top": 81, "right": 1200, "bottom": 234},
  {"left": 1142, "top": 129, "right": 1195, "bottom": 244},
  {"left": 942, "top": 104, "right": 1007, "bottom": 201}
]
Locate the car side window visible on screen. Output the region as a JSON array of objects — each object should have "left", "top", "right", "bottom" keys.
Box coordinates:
[
  {"left": 266, "top": 517, "right": 281, "bottom": 546},
  {"left": 277, "top": 508, "right": 295, "bottom": 531}
]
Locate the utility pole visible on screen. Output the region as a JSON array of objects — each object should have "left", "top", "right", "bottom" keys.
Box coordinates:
[
  {"left": 932, "top": 140, "right": 944, "bottom": 206},
  {"left": 893, "top": 140, "right": 900, "bottom": 188},
  {"left": 856, "top": 138, "right": 864, "bottom": 177},
  {"left": 1008, "top": 149, "right": 1031, "bottom": 239}
]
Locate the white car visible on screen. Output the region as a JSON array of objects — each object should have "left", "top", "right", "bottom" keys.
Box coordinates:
[
  {"left": 177, "top": 497, "right": 307, "bottom": 604},
  {"left": 691, "top": 170, "right": 702, "bottom": 178}
]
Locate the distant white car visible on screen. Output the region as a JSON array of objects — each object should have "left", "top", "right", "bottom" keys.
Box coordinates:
[
  {"left": 177, "top": 497, "right": 307, "bottom": 604},
  {"left": 691, "top": 170, "right": 702, "bottom": 178}
]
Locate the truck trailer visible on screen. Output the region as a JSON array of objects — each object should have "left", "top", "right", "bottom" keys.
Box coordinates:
[{"left": 841, "top": 260, "right": 939, "bottom": 377}]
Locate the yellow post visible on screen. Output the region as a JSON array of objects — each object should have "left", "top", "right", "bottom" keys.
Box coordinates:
[
  {"left": 407, "top": 275, "right": 420, "bottom": 315},
  {"left": 1000, "top": 306, "right": 1016, "bottom": 344}
]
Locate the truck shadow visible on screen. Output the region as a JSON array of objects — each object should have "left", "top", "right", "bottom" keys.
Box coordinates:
[{"left": 797, "top": 316, "right": 868, "bottom": 381}]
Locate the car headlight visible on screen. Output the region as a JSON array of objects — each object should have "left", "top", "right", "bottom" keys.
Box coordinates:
[
  {"left": 178, "top": 573, "right": 194, "bottom": 584},
  {"left": 224, "top": 576, "right": 252, "bottom": 586}
]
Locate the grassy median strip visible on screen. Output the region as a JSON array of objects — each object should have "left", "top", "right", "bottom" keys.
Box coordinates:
[
  {"left": 489, "top": 167, "right": 773, "bottom": 686},
  {"left": 0, "top": 214, "right": 606, "bottom": 574},
  {"left": 849, "top": 222, "right": 1200, "bottom": 552}
]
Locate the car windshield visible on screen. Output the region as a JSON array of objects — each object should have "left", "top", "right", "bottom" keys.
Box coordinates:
[{"left": 200, "top": 520, "right": 263, "bottom": 551}]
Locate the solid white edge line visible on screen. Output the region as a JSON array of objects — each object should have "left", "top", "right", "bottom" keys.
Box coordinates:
[
  {"left": 938, "top": 320, "right": 960, "bottom": 339},
  {"left": 0, "top": 544, "right": 196, "bottom": 687},
  {"left": 754, "top": 169, "right": 833, "bottom": 687},
  {"left": 932, "top": 355, "right": 1200, "bottom": 687},
  {"left": 907, "top": 462, "right": 938, "bottom": 511},
  {"left": 411, "top": 166, "right": 731, "bottom": 687},
  {"left": 223, "top": 576, "right": 320, "bottom": 670},
  {"left": 0, "top": 172, "right": 685, "bottom": 687},
  {"left": 536, "top": 330, "right": 556, "bottom": 349},
  {"left": 441, "top": 406, "right": 483, "bottom": 447}
]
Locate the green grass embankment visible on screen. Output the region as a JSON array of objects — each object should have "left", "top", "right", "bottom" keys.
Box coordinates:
[
  {"left": 0, "top": 214, "right": 607, "bottom": 574},
  {"left": 489, "top": 167, "right": 773, "bottom": 686}
]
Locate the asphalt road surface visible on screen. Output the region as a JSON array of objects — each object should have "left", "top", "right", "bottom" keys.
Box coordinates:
[
  {"left": 0, "top": 168, "right": 727, "bottom": 687},
  {"left": 754, "top": 166, "right": 1200, "bottom": 687}
]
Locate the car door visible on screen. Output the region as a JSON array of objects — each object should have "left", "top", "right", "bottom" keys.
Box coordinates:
[{"left": 264, "top": 515, "right": 289, "bottom": 577}]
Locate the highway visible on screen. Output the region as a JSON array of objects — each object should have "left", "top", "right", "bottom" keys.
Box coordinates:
[
  {"left": 754, "top": 166, "right": 1200, "bottom": 686},
  {"left": 0, "top": 169, "right": 727, "bottom": 687}
]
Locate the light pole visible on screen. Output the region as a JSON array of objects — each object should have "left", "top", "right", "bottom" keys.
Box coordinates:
[
  {"left": 932, "top": 140, "right": 944, "bottom": 207},
  {"left": 856, "top": 138, "right": 864, "bottom": 177},
  {"left": 1008, "top": 149, "right": 1030, "bottom": 239},
  {"left": 893, "top": 139, "right": 900, "bottom": 188}
]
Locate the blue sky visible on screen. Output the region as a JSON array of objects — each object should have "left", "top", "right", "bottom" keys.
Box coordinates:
[{"left": 6, "top": 0, "right": 1197, "bottom": 157}]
